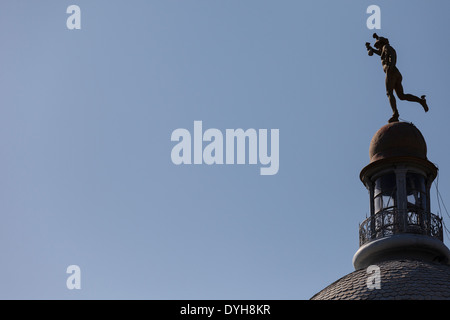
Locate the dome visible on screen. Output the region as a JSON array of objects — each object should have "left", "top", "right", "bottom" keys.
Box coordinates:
[
  {"left": 311, "top": 259, "right": 450, "bottom": 300},
  {"left": 369, "top": 122, "right": 427, "bottom": 163}
]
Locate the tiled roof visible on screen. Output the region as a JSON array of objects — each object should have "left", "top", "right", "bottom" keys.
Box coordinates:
[{"left": 311, "top": 259, "right": 450, "bottom": 300}]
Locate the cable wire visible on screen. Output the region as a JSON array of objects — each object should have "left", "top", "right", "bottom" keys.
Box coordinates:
[{"left": 433, "top": 169, "right": 450, "bottom": 241}]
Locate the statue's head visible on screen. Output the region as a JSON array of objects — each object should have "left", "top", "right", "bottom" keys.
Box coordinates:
[{"left": 373, "top": 33, "right": 389, "bottom": 49}]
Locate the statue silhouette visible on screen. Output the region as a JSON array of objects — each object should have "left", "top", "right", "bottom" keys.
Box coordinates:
[{"left": 366, "top": 33, "right": 428, "bottom": 123}]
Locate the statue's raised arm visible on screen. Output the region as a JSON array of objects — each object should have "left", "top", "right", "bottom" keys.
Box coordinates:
[{"left": 365, "top": 33, "right": 382, "bottom": 56}]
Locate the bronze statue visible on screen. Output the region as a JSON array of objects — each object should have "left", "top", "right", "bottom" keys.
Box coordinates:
[{"left": 366, "top": 33, "right": 428, "bottom": 123}]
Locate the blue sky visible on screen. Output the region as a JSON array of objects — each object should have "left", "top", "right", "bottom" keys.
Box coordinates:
[{"left": 1, "top": 0, "right": 450, "bottom": 299}]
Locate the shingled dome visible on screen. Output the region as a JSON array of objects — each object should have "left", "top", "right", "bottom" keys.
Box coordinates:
[{"left": 311, "top": 259, "right": 450, "bottom": 300}]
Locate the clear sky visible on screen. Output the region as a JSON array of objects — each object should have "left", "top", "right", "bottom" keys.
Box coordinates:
[{"left": 1, "top": 0, "right": 450, "bottom": 299}]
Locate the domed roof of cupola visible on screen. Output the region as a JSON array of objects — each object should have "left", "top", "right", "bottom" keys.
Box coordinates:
[
  {"left": 369, "top": 121, "right": 427, "bottom": 163},
  {"left": 360, "top": 121, "right": 437, "bottom": 184}
]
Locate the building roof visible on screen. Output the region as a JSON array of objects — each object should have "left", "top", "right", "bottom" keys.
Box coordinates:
[{"left": 311, "top": 259, "right": 450, "bottom": 300}]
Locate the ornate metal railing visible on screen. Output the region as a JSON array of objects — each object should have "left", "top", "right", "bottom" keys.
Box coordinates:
[{"left": 359, "top": 208, "right": 443, "bottom": 246}]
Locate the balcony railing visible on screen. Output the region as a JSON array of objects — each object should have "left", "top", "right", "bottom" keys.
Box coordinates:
[{"left": 359, "top": 208, "right": 443, "bottom": 246}]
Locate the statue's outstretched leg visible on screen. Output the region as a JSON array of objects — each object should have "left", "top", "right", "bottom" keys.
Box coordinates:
[
  {"left": 395, "top": 81, "right": 428, "bottom": 112},
  {"left": 420, "top": 95, "right": 428, "bottom": 112}
]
